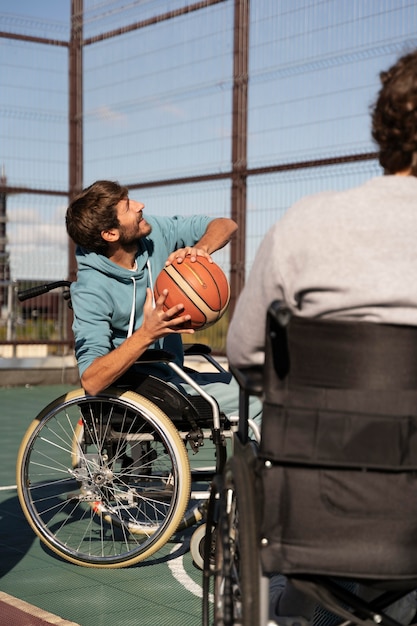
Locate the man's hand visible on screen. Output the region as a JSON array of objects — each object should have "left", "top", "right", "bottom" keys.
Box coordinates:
[
  {"left": 140, "top": 288, "right": 195, "bottom": 339},
  {"left": 165, "top": 247, "right": 212, "bottom": 265},
  {"left": 80, "top": 289, "right": 193, "bottom": 396}
]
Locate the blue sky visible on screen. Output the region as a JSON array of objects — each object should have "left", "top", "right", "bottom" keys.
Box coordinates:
[
  {"left": 1, "top": 0, "right": 69, "bottom": 23},
  {"left": 1, "top": 1, "right": 416, "bottom": 280}
]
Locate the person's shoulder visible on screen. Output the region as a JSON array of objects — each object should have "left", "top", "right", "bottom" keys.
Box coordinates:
[
  {"left": 144, "top": 214, "right": 166, "bottom": 229},
  {"left": 144, "top": 215, "right": 178, "bottom": 241},
  {"left": 146, "top": 213, "right": 210, "bottom": 223},
  {"left": 146, "top": 213, "right": 211, "bottom": 237},
  {"left": 279, "top": 189, "right": 336, "bottom": 224},
  {"left": 283, "top": 178, "right": 380, "bottom": 220},
  {"left": 290, "top": 189, "right": 335, "bottom": 209},
  {"left": 145, "top": 214, "right": 197, "bottom": 229}
]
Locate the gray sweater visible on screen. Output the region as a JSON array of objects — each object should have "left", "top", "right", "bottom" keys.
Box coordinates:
[{"left": 227, "top": 175, "right": 417, "bottom": 368}]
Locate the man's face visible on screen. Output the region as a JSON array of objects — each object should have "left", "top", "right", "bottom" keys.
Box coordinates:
[{"left": 115, "top": 197, "right": 152, "bottom": 244}]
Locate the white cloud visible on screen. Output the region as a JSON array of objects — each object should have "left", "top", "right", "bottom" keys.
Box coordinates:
[
  {"left": 10, "top": 223, "right": 67, "bottom": 247},
  {"left": 96, "top": 105, "right": 128, "bottom": 124},
  {"left": 5, "top": 201, "right": 69, "bottom": 279},
  {"left": 8, "top": 207, "right": 42, "bottom": 224},
  {"left": 156, "top": 101, "right": 186, "bottom": 119}
]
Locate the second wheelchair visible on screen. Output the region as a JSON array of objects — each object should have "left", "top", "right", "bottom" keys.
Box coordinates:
[{"left": 203, "top": 301, "right": 417, "bottom": 626}]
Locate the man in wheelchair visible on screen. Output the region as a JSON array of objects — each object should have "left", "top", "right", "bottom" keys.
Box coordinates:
[
  {"left": 226, "top": 48, "right": 417, "bottom": 625},
  {"left": 65, "top": 180, "right": 262, "bottom": 424}
]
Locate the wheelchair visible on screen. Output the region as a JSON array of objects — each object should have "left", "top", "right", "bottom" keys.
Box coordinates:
[
  {"left": 15, "top": 281, "right": 257, "bottom": 569},
  {"left": 203, "top": 301, "right": 417, "bottom": 626}
]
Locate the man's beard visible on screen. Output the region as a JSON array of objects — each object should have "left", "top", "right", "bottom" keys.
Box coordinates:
[{"left": 118, "top": 222, "right": 152, "bottom": 247}]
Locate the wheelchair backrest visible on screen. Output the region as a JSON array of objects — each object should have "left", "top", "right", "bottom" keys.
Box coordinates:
[
  {"left": 261, "top": 301, "right": 417, "bottom": 470},
  {"left": 259, "top": 304, "right": 417, "bottom": 578},
  {"left": 266, "top": 300, "right": 417, "bottom": 390}
]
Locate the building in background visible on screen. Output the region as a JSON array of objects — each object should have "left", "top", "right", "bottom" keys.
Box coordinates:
[{"left": 0, "top": 166, "right": 10, "bottom": 319}]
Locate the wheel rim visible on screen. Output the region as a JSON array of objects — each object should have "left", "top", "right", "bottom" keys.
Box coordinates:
[{"left": 17, "top": 391, "right": 190, "bottom": 567}]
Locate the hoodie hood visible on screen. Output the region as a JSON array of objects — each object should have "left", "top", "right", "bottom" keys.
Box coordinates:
[{"left": 75, "top": 235, "right": 151, "bottom": 284}]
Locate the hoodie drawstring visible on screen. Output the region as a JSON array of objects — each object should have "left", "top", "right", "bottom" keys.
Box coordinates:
[
  {"left": 127, "top": 259, "right": 155, "bottom": 339},
  {"left": 128, "top": 277, "right": 136, "bottom": 338},
  {"left": 147, "top": 260, "right": 156, "bottom": 308}
]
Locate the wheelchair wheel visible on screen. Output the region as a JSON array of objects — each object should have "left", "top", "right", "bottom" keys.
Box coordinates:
[
  {"left": 190, "top": 523, "right": 207, "bottom": 570},
  {"left": 16, "top": 388, "right": 191, "bottom": 568},
  {"left": 213, "top": 454, "right": 260, "bottom": 626},
  {"left": 191, "top": 519, "right": 217, "bottom": 572}
]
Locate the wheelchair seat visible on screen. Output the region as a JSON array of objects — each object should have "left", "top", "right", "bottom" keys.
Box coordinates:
[{"left": 112, "top": 347, "right": 228, "bottom": 430}]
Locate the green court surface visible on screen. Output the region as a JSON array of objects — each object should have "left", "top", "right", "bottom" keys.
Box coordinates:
[{"left": 0, "top": 384, "right": 211, "bottom": 626}]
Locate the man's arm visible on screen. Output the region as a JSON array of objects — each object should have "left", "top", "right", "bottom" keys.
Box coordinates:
[
  {"left": 166, "top": 217, "right": 237, "bottom": 264},
  {"left": 80, "top": 289, "right": 194, "bottom": 396},
  {"left": 80, "top": 217, "right": 237, "bottom": 394}
]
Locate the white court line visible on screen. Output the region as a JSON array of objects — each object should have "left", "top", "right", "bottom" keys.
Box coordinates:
[
  {"left": 168, "top": 542, "right": 213, "bottom": 603},
  {"left": 0, "top": 485, "right": 17, "bottom": 491}
]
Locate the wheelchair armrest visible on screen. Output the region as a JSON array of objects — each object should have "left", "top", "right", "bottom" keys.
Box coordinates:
[
  {"left": 183, "top": 343, "right": 212, "bottom": 356},
  {"left": 183, "top": 342, "right": 229, "bottom": 374},
  {"left": 229, "top": 364, "right": 264, "bottom": 396},
  {"left": 135, "top": 349, "right": 176, "bottom": 364}
]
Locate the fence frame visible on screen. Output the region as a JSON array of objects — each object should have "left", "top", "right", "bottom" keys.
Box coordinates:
[{"left": 0, "top": 0, "right": 378, "bottom": 351}]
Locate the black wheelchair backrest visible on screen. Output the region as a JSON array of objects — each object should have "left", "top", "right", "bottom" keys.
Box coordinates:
[{"left": 266, "top": 301, "right": 417, "bottom": 390}]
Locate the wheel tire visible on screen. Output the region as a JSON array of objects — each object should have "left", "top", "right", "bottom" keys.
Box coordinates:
[
  {"left": 190, "top": 523, "right": 207, "bottom": 570},
  {"left": 213, "top": 455, "right": 260, "bottom": 625},
  {"left": 190, "top": 521, "right": 217, "bottom": 572},
  {"left": 202, "top": 474, "right": 223, "bottom": 626},
  {"left": 16, "top": 388, "right": 191, "bottom": 568}
]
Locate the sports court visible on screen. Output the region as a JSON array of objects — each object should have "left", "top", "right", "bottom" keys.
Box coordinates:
[{"left": 2, "top": 3, "right": 417, "bottom": 625}]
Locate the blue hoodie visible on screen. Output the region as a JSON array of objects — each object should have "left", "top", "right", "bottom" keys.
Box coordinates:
[{"left": 71, "top": 213, "right": 212, "bottom": 377}]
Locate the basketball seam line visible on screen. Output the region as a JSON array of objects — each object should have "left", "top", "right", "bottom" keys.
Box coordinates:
[{"left": 163, "top": 265, "right": 224, "bottom": 316}]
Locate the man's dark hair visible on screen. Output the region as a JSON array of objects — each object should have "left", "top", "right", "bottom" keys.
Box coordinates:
[
  {"left": 66, "top": 180, "right": 128, "bottom": 254},
  {"left": 372, "top": 49, "right": 417, "bottom": 175}
]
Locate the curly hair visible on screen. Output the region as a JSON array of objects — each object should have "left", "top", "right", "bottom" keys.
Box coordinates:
[
  {"left": 372, "top": 49, "right": 417, "bottom": 175},
  {"left": 66, "top": 180, "right": 128, "bottom": 254}
]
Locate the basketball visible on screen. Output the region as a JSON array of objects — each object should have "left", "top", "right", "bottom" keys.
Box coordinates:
[{"left": 154, "top": 256, "right": 230, "bottom": 330}]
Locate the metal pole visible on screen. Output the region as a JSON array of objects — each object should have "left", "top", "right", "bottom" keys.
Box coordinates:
[
  {"left": 68, "top": 0, "right": 83, "bottom": 284},
  {"left": 0, "top": 166, "right": 10, "bottom": 315},
  {"left": 6, "top": 282, "right": 13, "bottom": 344},
  {"left": 66, "top": 0, "right": 83, "bottom": 348},
  {"left": 230, "top": 0, "right": 249, "bottom": 314}
]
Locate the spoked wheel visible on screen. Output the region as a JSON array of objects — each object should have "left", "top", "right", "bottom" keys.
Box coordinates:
[
  {"left": 210, "top": 453, "right": 260, "bottom": 626},
  {"left": 16, "top": 388, "right": 191, "bottom": 568}
]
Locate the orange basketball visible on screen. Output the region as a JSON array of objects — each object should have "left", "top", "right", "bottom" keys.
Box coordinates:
[{"left": 154, "top": 256, "right": 230, "bottom": 330}]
